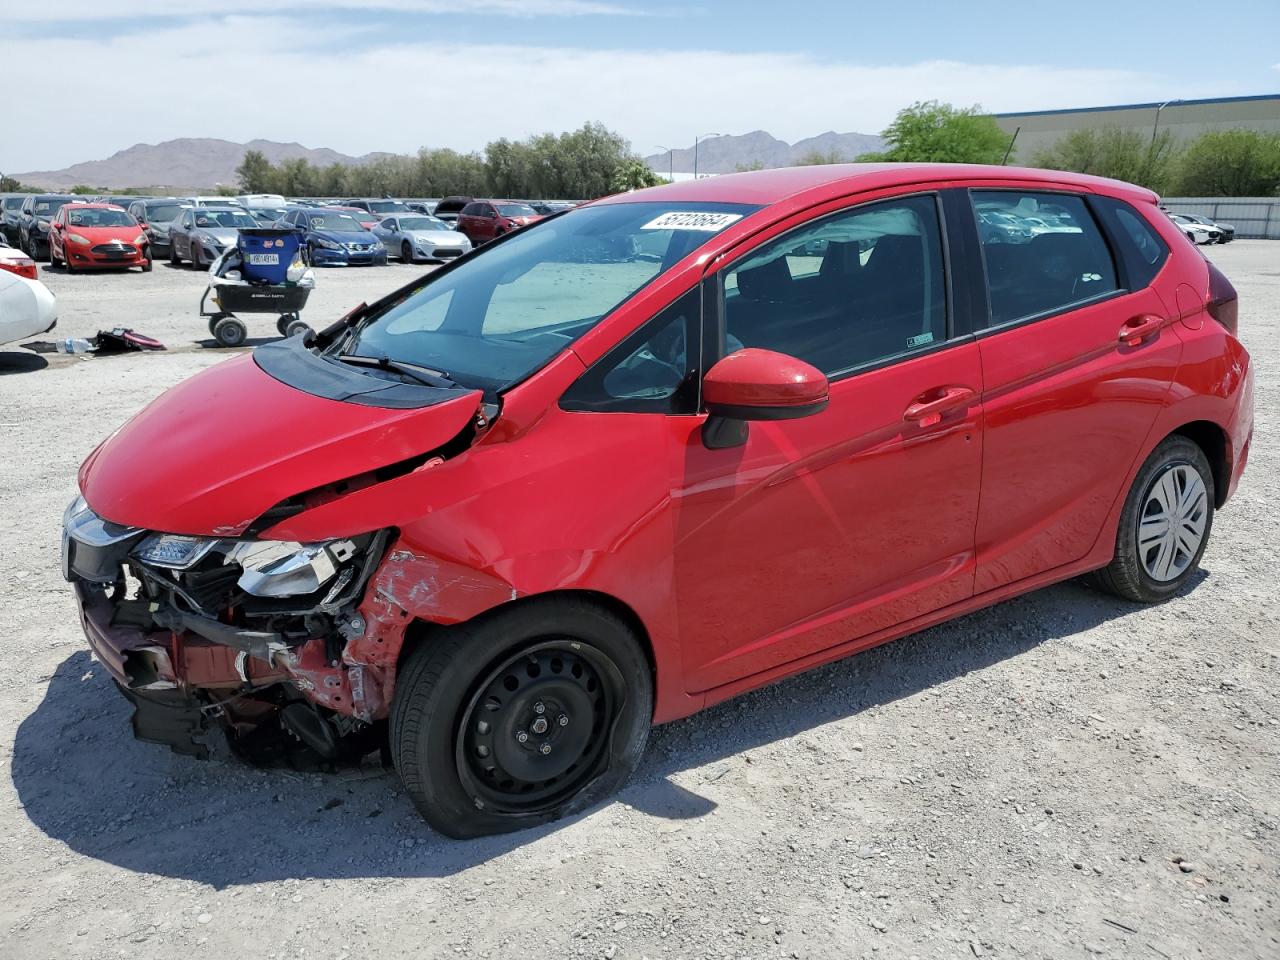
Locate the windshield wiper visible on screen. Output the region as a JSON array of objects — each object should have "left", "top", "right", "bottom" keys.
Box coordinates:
[{"left": 335, "top": 353, "right": 460, "bottom": 389}]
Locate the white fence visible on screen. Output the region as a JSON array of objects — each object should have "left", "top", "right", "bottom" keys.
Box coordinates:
[{"left": 1161, "top": 197, "right": 1280, "bottom": 239}]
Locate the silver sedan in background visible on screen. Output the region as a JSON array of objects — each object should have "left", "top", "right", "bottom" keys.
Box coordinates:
[{"left": 372, "top": 214, "right": 472, "bottom": 263}]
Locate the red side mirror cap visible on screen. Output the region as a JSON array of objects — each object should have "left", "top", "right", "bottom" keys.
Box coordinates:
[{"left": 703, "top": 348, "right": 829, "bottom": 421}]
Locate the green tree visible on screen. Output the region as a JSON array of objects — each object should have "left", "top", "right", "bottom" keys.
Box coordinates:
[
  {"left": 858, "top": 101, "right": 1008, "bottom": 164},
  {"left": 1171, "top": 129, "right": 1280, "bottom": 197},
  {"left": 610, "top": 158, "right": 662, "bottom": 193},
  {"left": 0, "top": 173, "right": 23, "bottom": 191},
  {"left": 69, "top": 185, "right": 101, "bottom": 195},
  {"left": 796, "top": 149, "right": 845, "bottom": 166},
  {"left": 1032, "top": 127, "right": 1177, "bottom": 192},
  {"left": 236, "top": 149, "right": 275, "bottom": 192}
]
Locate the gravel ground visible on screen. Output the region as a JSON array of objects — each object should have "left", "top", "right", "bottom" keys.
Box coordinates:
[{"left": 0, "top": 245, "right": 1276, "bottom": 960}]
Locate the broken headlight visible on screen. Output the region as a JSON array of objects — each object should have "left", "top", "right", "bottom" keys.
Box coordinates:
[
  {"left": 133, "top": 533, "right": 219, "bottom": 570},
  {"left": 230, "top": 539, "right": 359, "bottom": 598}
]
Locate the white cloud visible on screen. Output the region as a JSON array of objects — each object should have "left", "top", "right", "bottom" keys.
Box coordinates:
[
  {"left": 0, "top": 17, "right": 1251, "bottom": 174},
  {"left": 6, "top": 0, "right": 642, "bottom": 21}
]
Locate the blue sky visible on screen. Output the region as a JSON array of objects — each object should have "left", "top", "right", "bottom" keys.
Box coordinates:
[{"left": 6, "top": 0, "right": 1279, "bottom": 172}]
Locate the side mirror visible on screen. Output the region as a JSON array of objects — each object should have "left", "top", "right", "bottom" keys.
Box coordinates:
[{"left": 701, "top": 348, "right": 829, "bottom": 449}]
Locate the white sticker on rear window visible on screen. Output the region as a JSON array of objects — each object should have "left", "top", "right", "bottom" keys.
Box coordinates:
[{"left": 641, "top": 211, "right": 743, "bottom": 232}]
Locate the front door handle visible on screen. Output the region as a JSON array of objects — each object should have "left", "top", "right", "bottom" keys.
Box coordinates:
[
  {"left": 904, "top": 386, "right": 976, "bottom": 427},
  {"left": 1119, "top": 314, "right": 1165, "bottom": 346}
]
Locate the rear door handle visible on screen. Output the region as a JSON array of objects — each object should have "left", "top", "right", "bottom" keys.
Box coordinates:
[
  {"left": 904, "top": 386, "right": 976, "bottom": 426},
  {"left": 1119, "top": 314, "right": 1165, "bottom": 346}
]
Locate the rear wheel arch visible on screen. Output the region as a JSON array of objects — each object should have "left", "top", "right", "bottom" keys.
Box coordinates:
[{"left": 1171, "top": 420, "right": 1230, "bottom": 508}]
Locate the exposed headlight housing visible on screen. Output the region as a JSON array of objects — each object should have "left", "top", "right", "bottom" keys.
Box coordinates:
[
  {"left": 67, "top": 233, "right": 91, "bottom": 245},
  {"left": 134, "top": 234, "right": 147, "bottom": 245},
  {"left": 232, "top": 539, "right": 358, "bottom": 597}
]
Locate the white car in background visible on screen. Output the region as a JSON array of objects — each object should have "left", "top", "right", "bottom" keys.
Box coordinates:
[
  {"left": 0, "top": 269, "right": 58, "bottom": 347},
  {"left": 1168, "top": 214, "right": 1217, "bottom": 245}
]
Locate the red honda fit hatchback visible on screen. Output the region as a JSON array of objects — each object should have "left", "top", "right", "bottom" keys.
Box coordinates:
[{"left": 64, "top": 164, "right": 1252, "bottom": 837}]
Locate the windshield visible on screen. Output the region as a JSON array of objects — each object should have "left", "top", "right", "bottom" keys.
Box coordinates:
[
  {"left": 497, "top": 203, "right": 538, "bottom": 217},
  {"left": 305, "top": 213, "right": 365, "bottom": 231},
  {"left": 144, "top": 203, "right": 187, "bottom": 221},
  {"left": 66, "top": 208, "right": 136, "bottom": 227},
  {"left": 399, "top": 216, "right": 449, "bottom": 231},
  {"left": 3, "top": 198, "right": 26, "bottom": 211},
  {"left": 34, "top": 198, "right": 74, "bottom": 216},
  {"left": 195, "top": 210, "right": 257, "bottom": 228},
  {"left": 341, "top": 201, "right": 758, "bottom": 395},
  {"left": 367, "top": 201, "right": 408, "bottom": 214},
  {"left": 252, "top": 208, "right": 288, "bottom": 220}
]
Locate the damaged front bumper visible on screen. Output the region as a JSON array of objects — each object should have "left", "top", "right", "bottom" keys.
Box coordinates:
[{"left": 64, "top": 499, "right": 416, "bottom": 759}]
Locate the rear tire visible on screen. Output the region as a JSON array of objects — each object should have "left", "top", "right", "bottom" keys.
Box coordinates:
[
  {"left": 1089, "top": 435, "right": 1214, "bottom": 603},
  {"left": 391, "top": 599, "right": 652, "bottom": 839}
]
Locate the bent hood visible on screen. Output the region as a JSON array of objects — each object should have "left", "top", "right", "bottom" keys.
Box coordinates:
[{"left": 79, "top": 353, "right": 481, "bottom": 536}]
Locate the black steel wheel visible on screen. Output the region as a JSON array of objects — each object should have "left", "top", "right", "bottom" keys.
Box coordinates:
[
  {"left": 458, "top": 642, "right": 619, "bottom": 812},
  {"left": 392, "top": 599, "right": 652, "bottom": 838}
]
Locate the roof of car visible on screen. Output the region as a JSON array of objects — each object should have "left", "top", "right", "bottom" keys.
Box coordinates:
[
  {"left": 63, "top": 202, "right": 126, "bottom": 209},
  {"left": 593, "top": 163, "right": 1159, "bottom": 208}
]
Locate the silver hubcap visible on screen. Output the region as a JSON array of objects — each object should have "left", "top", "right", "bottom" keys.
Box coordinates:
[{"left": 1138, "top": 464, "right": 1208, "bottom": 582}]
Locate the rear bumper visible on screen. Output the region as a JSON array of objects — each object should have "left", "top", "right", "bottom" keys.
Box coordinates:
[{"left": 1224, "top": 357, "right": 1254, "bottom": 504}]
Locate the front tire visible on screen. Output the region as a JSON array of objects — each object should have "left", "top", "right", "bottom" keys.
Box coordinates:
[
  {"left": 401, "top": 240, "right": 415, "bottom": 263},
  {"left": 391, "top": 599, "right": 652, "bottom": 839},
  {"left": 1091, "top": 435, "right": 1214, "bottom": 603}
]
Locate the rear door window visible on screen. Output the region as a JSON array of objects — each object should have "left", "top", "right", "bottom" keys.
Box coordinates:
[{"left": 972, "top": 191, "right": 1118, "bottom": 327}]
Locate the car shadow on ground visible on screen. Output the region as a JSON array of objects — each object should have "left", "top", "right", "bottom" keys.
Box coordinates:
[
  {"left": 0, "top": 350, "right": 49, "bottom": 374},
  {"left": 11, "top": 573, "right": 1201, "bottom": 886}
]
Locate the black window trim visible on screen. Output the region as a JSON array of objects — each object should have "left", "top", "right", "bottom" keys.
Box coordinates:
[
  {"left": 966, "top": 186, "right": 1129, "bottom": 339},
  {"left": 707, "top": 189, "right": 962, "bottom": 386},
  {"left": 558, "top": 281, "right": 706, "bottom": 416}
]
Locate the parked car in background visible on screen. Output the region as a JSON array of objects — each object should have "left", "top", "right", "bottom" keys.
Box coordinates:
[
  {"left": 48, "top": 203, "right": 152, "bottom": 272},
  {"left": 329, "top": 205, "right": 380, "bottom": 230},
  {"left": 60, "top": 164, "right": 1252, "bottom": 839},
  {"left": 372, "top": 213, "right": 472, "bottom": 263},
  {"left": 237, "top": 193, "right": 290, "bottom": 225},
  {"left": 528, "top": 200, "right": 577, "bottom": 215},
  {"left": 2, "top": 195, "right": 29, "bottom": 244},
  {"left": 0, "top": 269, "right": 57, "bottom": 346},
  {"left": 168, "top": 206, "right": 258, "bottom": 267},
  {"left": 128, "top": 199, "right": 190, "bottom": 259},
  {"left": 346, "top": 198, "right": 411, "bottom": 220},
  {"left": 276, "top": 206, "right": 387, "bottom": 266},
  {"left": 431, "top": 195, "right": 474, "bottom": 226},
  {"left": 174, "top": 196, "right": 247, "bottom": 210},
  {"left": 455, "top": 200, "right": 544, "bottom": 245},
  {"left": 404, "top": 199, "right": 439, "bottom": 215},
  {"left": 1179, "top": 214, "right": 1234, "bottom": 243},
  {"left": 18, "top": 194, "right": 78, "bottom": 260},
  {"left": 1168, "top": 214, "right": 1218, "bottom": 245},
  {"left": 0, "top": 241, "right": 39, "bottom": 280}
]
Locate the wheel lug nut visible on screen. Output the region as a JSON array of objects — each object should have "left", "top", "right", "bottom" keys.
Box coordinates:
[
  {"left": 515, "top": 730, "right": 529, "bottom": 743},
  {"left": 533, "top": 702, "right": 546, "bottom": 715},
  {"left": 558, "top": 714, "right": 569, "bottom": 727},
  {"left": 539, "top": 743, "right": 552, "bottom": 755}
]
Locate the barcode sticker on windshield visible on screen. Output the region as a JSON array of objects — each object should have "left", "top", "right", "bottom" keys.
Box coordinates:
[{"left": 641, "top": 212, "right": 743, "bottom": 232}]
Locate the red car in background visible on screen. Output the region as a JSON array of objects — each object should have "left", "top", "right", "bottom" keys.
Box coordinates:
[
  {"left": 455, "top": 199, "right": 543, "bottom": 244},
  {"left": 329, "top": 206, "right": 380, "bottom": 231},
  {"left": 63, "top": 164, "right": 1251, "bottom": 838},
  {"left": 49, "top": 203, "right": 152, "bottom": 272}
]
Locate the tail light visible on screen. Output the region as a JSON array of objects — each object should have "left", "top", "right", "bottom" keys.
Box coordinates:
[
  {"left": 0, "top": 256, "right": 38, "bottom": 281},
  {"left": 1205, "top": 260, "right": 1238, "bottom": 336}
]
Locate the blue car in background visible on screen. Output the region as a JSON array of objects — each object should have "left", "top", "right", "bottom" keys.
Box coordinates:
[{"left": 275, "top": 207, "right": 388, "bottom": 266}]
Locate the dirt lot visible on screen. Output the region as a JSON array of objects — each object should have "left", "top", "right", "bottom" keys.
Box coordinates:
[{"left": 0, "top": 246, "right": 1276, "bottom": 960}]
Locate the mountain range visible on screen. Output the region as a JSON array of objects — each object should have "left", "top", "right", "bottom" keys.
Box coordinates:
[
  {"left": 643, "top": 130, "right": 884, "bottom": 176},
  {"left": 11, "top": 130, "right": 886, "bottom": 192},
  {"left": 10, "top": 139, "right": 387, "bottom": 192}
]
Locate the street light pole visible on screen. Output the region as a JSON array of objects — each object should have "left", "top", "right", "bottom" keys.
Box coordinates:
[
  {"left": 1146, "top": 99, "right": 1180, "bottom": 185},
  {"left": 655, "top": 145, "right": 673, "bottom": 182},
  {"left": 696, "top": 132, "right": 716, "bottom": 179}
]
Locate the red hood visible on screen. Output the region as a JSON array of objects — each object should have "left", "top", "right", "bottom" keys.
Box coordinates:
[{"left": 79, "top": 354, "right": 481, "bottom": 536}]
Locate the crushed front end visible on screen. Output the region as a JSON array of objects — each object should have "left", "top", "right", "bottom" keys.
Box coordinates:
[{"left": 63, "top": 495, "right": 403, "bottom": 762}]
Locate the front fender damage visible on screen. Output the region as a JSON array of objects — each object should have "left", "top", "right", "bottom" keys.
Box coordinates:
[{"left": 279, "top": 546, "right": 522, "bottom": 721}]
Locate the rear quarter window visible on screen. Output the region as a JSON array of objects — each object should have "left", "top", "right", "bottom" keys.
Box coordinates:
[{"left": 1089, "top": 197, "right": 1170, "bottom": 290}]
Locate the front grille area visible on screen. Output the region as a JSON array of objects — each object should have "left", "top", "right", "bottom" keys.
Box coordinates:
[
  {"left": 346, "top": 242, "right": 372, "bottom": 252},
  {"left": 92, "top": 243, "right": 137, "bottom": 258},
  {"left": 433, "top": 247, "right": 463, "bottom": 258}
]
